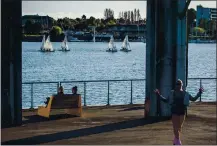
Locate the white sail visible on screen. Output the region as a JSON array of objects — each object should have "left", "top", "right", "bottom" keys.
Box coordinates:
[
  {"left": 44, "top": 36, "right": 54, "bottom": 51},
  {"left": 122, "top": 36, "right": 127, "bottom": 48},
  {"left": 41, "top": 35, "right": 46, "bottom": 50},
  {"left": 126, "top": 36, "right": 131, "bottom": 50},
  {"left": 108, "top": 38, "right": 113, "bottom": 49},
  {"left": 61, "top": 35, "right": 69, "bottom": 51},
  {"left": 107, "top": 35, "right": 117, "bottom": 52},
  {"left": 108, "top": 36, "right": 115, "bottom": 49},
  {"left": 108, "top": 42, "right": 113, "bottom": 49},
  {"left": 121, "top": 35, "right": 131, "bottom": 51}
]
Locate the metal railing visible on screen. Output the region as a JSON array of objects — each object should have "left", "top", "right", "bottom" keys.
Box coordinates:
[
  {"left": 187, "top": 78, "right": 217, "bottom": 102},
  {"left": 22, "top": 78, "right": 216, "bottom": 109},
  {"left": 58, "top": 79, "right": 145, "bottom": 106},
  {"left": 22, "top": 81, "right": 60, "bottom": 109}
]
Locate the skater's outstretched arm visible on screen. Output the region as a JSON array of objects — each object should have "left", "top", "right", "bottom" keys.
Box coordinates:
[
  {"left": 189, "top": 87, "right": 204, "bottom": 101},
  {"left": 154, "top": 89, "right": 169, "bottom": 103}
]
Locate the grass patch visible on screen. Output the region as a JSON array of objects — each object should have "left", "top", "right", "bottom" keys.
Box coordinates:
[{"left": 23, "top": 34, "right": 42, "bottom": 37}]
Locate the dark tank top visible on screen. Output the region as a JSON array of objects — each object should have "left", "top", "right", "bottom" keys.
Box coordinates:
[{"left": 171, "top": 91, "right": 186, "bottom": 115}]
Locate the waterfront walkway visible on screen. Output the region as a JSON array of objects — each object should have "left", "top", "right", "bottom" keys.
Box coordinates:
[{"left": 1, "top": 102, "right": 216, "bottom": 145}]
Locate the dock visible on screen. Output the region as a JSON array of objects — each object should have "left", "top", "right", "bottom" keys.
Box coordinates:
[{"left": 1, "top": 102, "right": 216, "bottom": 145}]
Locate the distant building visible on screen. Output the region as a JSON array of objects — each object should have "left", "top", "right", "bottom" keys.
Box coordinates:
[
  {"left": 210, "top": 8, "right": 217, "bottom": 21},
  {"left": 102, "top": 24, "right": 146, "bottom": 37},
  {"left": 22, "top": 14, "right": 54, "bottom": 29},
  {"left": 196, "top": 5, "right": 217, "bottom": 26}
]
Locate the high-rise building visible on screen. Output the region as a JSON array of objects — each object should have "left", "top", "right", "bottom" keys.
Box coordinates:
[
  {"left": 196, "top": 5, "right": 217, "bottom": 26},
  {"left": 210, "top": 8, "right": 217, "bottom": 21}
]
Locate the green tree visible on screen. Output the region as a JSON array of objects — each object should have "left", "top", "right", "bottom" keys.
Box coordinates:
[
  {"left": 104, "top": 8, "right": 114, "bottom": 20},
  {"left": 107, "top": 20, "right": 116, "bottom": 25},
  {"left": 74, "top": 22, "right": 88, "bottom": 31},
  {"left": 70, "top": 19, "right": 78, "bottom": 25},
  {"left": 193, "top": 27, "right": 205, "bottom": 35},
  {"left": 137, "top": 9, "right": 140, "bottom": 23},
  {"left": 75, "top": 18, "right": 81, "bottom": 23},
  {"left": 207, "top": 20, "right": 216, "bottom": 36},
  {"left": 127, "top": 11, "right": 131, "bottom": 22},
  {"left": 96, "top": 23, "right": 105, "bottom": 32},
  {"left": 32, "top": 22, "right": 43, "bottom": 34},
  {"left": 95, "top": 19, "right": 101, "bottom": 27},
  {"left": 56, "top": 18, "right": 74, "bottom": 30},
  {"left": 24, "top": 19, "right": 35, "bottom": 34},
  {"left": 82, "top": 15, "right": 86, "bottom": 20},
  {"left": 131, "top": 11, "right": 134, "bottom": 23},
  {"left": 124, "top": 11, "right": 127, "bottom": 22},
  {"left": 187, "top": 8, "right": 196, "bottom": 27},
  {"left": 199, "top": 18, "right": 208, "bottom": 30},
  {"left": 24, "top": 20, "right": 42, "bottom": 34},
  {"left": 187, "top": 8, "right": 196, "bottom": 36},
  {"left": 143, "top": 18, "right": 147, "bottom": 24},
  {"left": 119, "top": 18, "right": 125, "bottom": 24},
  {"left": 134, "top": 9, "right": 137, "bottom": 22},
  {"left": 48, "top": 18, "right": 56, "bottom": 28},
  {"left": 57, "top": 18, "right": 64, "bottom": 29},
  {"left": 63, "top": 17, "right": 74, "bottom": 30},
  {"left": 87, "top": 16, "right": 96, "bottom": 26},
  {"left": 50, "top": 26, "right": 62, "bottom": 36}
]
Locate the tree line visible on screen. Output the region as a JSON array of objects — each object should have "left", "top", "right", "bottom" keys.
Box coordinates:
[
  {"left": 23, "top": 8, "right": 146, "bottom": 35},
  {"left": 187, "top": 8, "right": 216, "bottom": 35},
  {"left": 118, "top": 9, "right": 142, "bottom": 24},
  {"left": 23, "top": 8, "right": 216, "bottom": 37}
]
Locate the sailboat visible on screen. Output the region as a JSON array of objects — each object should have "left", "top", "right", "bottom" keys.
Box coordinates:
[
  {"left": 120, "top": 35, "right": 131, "bottom": 52},
  {"left": 61, "top": 35, "right": 70, "bottom": 51},
  {"left": 40, "top": 35, "right": 46, "bottom": 50},
  {"left": 106, "top": 36, "right": 117, "bottom": 52},
  {"left": 40, "top": 35, "right": 54, "bottom": 52}
]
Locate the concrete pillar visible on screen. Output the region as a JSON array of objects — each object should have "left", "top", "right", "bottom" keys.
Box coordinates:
[
  {"left": 1, "top": 0, "right": 22, "bottom": 127},
  {"left": 146, "top": 0, "right": 188, "bottom": 117},
  {"left": 145, "top": 0, "right": 157, "bottom": 116},
  {"left": 176, "top": 0, "right": 187, "bottom": 90},
  {"left": 158, "top": 0, "right": 175, "bottom": 116}
]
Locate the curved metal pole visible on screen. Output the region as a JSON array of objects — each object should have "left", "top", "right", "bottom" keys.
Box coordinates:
[{"left": 177, "top": 0, "right": 192, "bottom": 20}]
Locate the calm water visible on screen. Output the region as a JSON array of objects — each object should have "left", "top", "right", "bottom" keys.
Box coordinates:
[{"left": 22, "top": 42, "right": 216, "bottom": 109}]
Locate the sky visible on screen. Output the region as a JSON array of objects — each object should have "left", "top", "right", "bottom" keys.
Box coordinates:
[{"left": 22, "top": 1, "right": 216, "bottom": 20}]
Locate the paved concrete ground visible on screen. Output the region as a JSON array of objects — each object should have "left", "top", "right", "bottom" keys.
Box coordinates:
[{"left": 1, "top": 102, "right": 216, "bottom": 145}]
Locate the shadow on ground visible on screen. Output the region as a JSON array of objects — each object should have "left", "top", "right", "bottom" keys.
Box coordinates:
[
  {"left": 118, "top": 107, "right": 144, "bottom": 112},
  {"left": 22, "top": 114, "right": 77, "bottom": 125},
  {"left": 1, "top": 114, "right": 77, "bottom": 129},
  {"left": 2, "top": 117, "right": 170, "bottom": 145}
]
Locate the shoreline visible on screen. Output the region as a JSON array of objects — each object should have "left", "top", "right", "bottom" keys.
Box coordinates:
[
  {"left": 22, "top": 35, "right": 216, "bottom": 43},
  {"left": 22, "top": 41, "right": 216, "bottom": 43}
]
